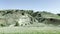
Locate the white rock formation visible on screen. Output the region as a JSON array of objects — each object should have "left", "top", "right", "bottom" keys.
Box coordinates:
[{"left": 18, "top": 14, "right": 31, "bottom": 26}]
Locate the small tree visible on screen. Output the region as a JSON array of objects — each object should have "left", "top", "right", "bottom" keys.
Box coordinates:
[
  {"left": 57, "top": 14, "right": 60, "bottom": 16},
  {"left": 15, "top": 22, "right": 19, "bottom": 26},
  {"left": 0, "top": 24, "right": 5, "bottom": 27}
]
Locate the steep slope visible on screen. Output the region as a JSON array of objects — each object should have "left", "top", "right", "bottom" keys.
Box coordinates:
[{"left": 0, "top": 10, "right": 38, "bottom": 27}]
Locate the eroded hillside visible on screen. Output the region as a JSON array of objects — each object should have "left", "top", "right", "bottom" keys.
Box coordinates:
[{"left": 0, "top": 10, "right": 60, "bottom": 27}]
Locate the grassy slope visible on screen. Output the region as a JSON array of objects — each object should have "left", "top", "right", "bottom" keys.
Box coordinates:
[
  {"left": 41, "top": 12, "right": 60, "bottom": 19},
  {"left": 0, "top": 27, "right": 60, "bottom": 34},
  {"left": 42, "top": 13, "right": 60, "bottom": 19}
]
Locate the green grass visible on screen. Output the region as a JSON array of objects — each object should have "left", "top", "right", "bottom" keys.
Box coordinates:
[
  {"left": 41, "top": 12, "right": 60, "bottom": 19},
  {"left": 0, "top": 27, "right": 60, "bottom": 34}
]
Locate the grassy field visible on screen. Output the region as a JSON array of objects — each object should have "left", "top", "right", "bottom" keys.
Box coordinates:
[{"left": 0, "top": 27, "right": 60, "bottom": 34}]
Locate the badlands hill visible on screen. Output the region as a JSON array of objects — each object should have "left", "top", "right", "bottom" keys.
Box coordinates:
[{"left": 0, "top": 10, "right": 60, "bottom": 27}]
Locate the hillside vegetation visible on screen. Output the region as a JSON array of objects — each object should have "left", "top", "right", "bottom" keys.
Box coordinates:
[
  {"left": 0, "top": 10, "right": 60, "bottom": 27},
  {"left": 0, "top": 10, "right": 60, "bottom": 34}
]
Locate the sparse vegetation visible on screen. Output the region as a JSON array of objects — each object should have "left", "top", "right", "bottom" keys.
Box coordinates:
[
  {"left": 0, "top": 9, "right": 60, "bottom": 26},
  {"left": 0, "top": 10, "right": 60, "bottom": 34}
]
